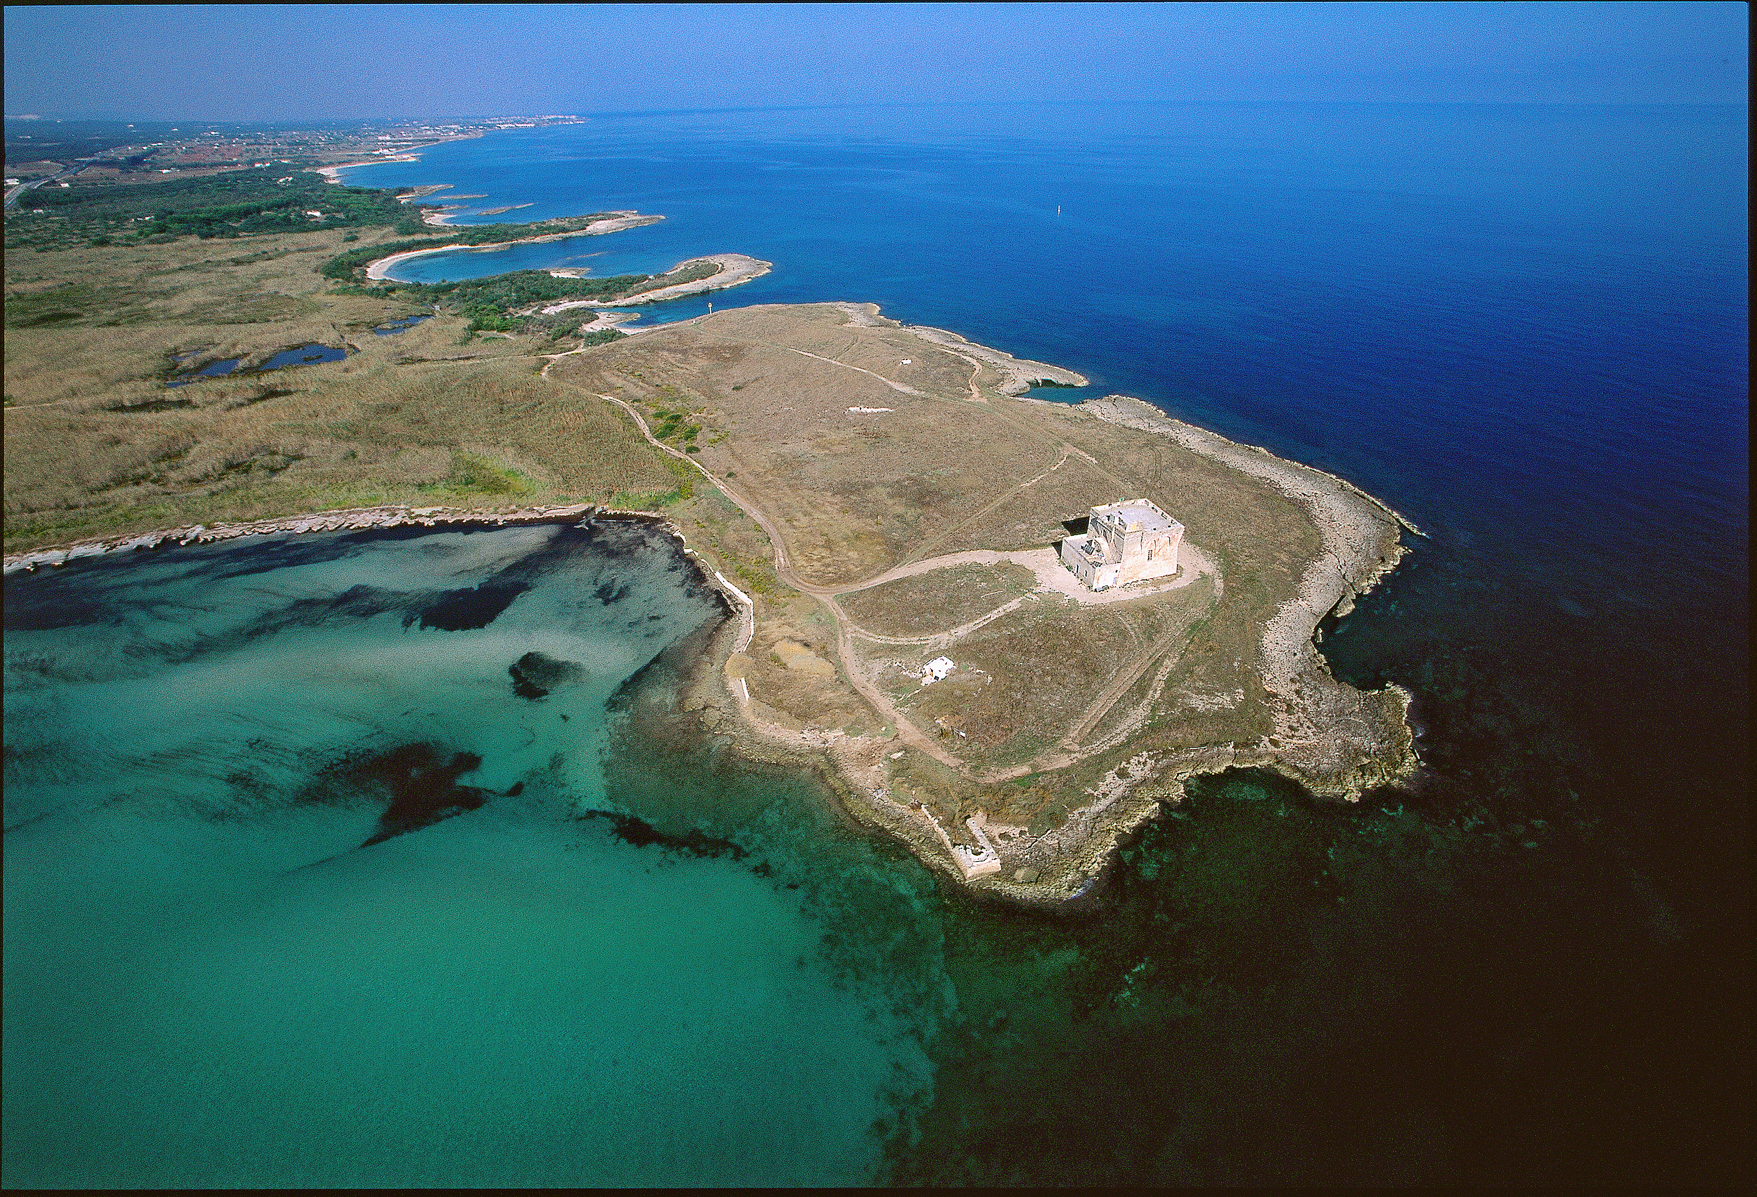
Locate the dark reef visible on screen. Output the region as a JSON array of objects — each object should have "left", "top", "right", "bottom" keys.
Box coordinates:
[
  {"left": 304, "top": 742, "right": 494, "bottom": 848},
  {"left": 508, "top": 651, "right": 588, "bottom": 700},
  {"left": 578, "top": 808, "right": 748, "bottom": 860},
  {"left": 410, "top": 583, "right": 531, "bottom": 631}
]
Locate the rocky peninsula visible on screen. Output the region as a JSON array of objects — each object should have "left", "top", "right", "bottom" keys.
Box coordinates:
[
  {"left": 3, "top": 291, "right": 1420, "bottom": 909},
  {"left": 549, "top": 302, "right": 1422, "bottom": 905},
  {"left": 542, "top": 253, "right": 774, "bottom": 310}
]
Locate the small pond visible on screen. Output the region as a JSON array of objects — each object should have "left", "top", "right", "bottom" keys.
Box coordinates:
[
  {"left": 372, "top": 314, "right": 433, "bottom": 336},
  {"left": 167, "top": 343, "right": 349, "bottom": 388}
]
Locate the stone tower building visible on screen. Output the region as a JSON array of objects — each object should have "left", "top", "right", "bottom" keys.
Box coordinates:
[{"left": 1059, "top": 499, "right": 1183, "bottom": 591}]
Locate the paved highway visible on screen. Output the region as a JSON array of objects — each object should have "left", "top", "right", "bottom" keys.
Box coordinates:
[{"left": 4, "top": 157, "right": 98, "bottom": 209}]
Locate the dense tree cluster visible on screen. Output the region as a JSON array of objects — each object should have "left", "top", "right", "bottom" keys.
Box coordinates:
[
  {"left": 5, "top": 167, "right": 422, "bottom": 250},
  {"left": 360, "top": 270, "right": 650, "bottom": 338}
]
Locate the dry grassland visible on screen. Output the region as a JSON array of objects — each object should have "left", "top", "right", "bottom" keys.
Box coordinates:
[
  {"left": 4, "top": 228, "right": 676, "bottom": 550},
  {"left": 563, "top": 305, "right": 1313, "bottom": 595},
  {"left": 562, "top": 307, "right": 1107, "bottom": 588},
  {"left": 837, "top": 561, "right": 1038, "bottom": 638},
  {"left": 863, "top": 577, "right": 1216, "bottom": 770},
  {"left": 554, "top": 302, "right": 1341, "bottom": 834}
]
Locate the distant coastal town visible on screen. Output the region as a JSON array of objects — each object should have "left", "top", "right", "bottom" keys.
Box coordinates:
[{"left": 5, "top": 114, "right": 585, "bottom": 207}]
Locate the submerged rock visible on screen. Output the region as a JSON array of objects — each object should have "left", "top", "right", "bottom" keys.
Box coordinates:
[
  {"left": 508, "top": 651, "right": 588, "bottom": 700},
  {"left": 578, "top": 809, "right": 748, "bottom": 860},
  {"left": 411, "top": 582, "right": 530, "bottom": 631},
  {"left": 346, "top": 744, "right": 491, "bottom": 847}
]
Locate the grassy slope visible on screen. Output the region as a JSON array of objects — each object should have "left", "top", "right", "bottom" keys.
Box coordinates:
[{"left": 3, "top": 223, "right": 675, "bottom": 551}]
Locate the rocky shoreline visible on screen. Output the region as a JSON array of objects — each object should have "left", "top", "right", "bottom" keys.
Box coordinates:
[
  {"left": 1, "top": 503, "right": 621, "bottom": 575},
  {"left": 900, "top": 321, "right": 1089, "bottom": 392},
  {"left": 1079, "top": 395, "right": 1420, "bottom": 800},
  {"left": 543, "top": 253, "right": 774, "bottom": 313},
  {"left": 644, "top": 384, "right": 1423, "bottom": 909},
  {"left": 939, "top": 394, "right": 1426, "bottom": 903}
]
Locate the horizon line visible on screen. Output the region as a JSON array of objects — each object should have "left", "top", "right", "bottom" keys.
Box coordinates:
[{"left": 7, "top": 98, "right": 1750, "bottom": 126}]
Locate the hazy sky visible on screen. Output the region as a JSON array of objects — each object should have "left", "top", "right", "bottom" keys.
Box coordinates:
[{"left": 3, "top": 2, "right": 1747, "bottom": 121}]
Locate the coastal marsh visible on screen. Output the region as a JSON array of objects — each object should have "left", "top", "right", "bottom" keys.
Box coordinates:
[{"left": 2, "top": 226, "right": 679, "bottom": 551}]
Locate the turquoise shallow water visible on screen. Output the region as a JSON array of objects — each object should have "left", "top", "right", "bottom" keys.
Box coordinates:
[{"left": 3, "top": 522, "right": 942, "bottom": 1187}]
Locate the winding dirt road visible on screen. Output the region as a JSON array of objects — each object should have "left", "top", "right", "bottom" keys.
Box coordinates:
[{"left": 595, "top": 383, "right": 1221, "bottom": 783}]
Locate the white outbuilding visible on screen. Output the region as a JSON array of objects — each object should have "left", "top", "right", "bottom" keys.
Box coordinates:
[{"left": 921, "top": 656, "right": 956, "bottom": 684}]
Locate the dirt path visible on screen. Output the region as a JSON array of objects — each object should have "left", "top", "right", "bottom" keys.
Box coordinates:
[
  {"left": 1061, "top": 620, "right": 1198, "bottom": 750},
  {"left": 898, "top": 446, "right": 1069, "bottom": 567},
  {"left": 902, "top": 323, "right": 1088, "bottom": 393},
  {"left": 597, "top": 392, "right": 964, "bottom": 771},
  {"left": 600, "top": 393, "right": 795, "bottom": 574},
  {"left": 845, "top": 593, "right": 1040, "bottom": 647},
  {"left": 836, "top": 543, "right": 1214, "bottom": 603},
  {"left": 760, "top": 342, "right": 925, "bottom": 396},
  {"left": 594, "top": 378, "right": 1223, "bottom": 787},
  {"left": 924, "top": 341, "right": 1146, "bottom": 505}
]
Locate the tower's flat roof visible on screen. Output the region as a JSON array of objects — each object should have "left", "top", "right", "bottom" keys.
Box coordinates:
[{"left": 1092, "top": 498, "right": 1182, "bottom": 534}]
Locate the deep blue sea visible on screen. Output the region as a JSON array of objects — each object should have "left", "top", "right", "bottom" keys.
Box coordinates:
[{"left": 5, "top": 102, "right": 1748, "bottom": 1185}]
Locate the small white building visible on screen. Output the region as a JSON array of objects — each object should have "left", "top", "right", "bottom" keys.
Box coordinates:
[
  {"left": 921, "top": 656, "right": 956, "bottom": 684},
  {"left": 1060, "top": 499, "right": 1183, "bottom": 591}
]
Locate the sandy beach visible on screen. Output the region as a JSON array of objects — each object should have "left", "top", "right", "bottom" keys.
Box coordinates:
[
  {"left": 314, "top": 136, "right": 481, "bottom": 184},
  {"left": 539, "top": 253, "right": 773, "bottom": 313},
  {"left": 362, "top": 212, "right": 665, "bottom": 280},
  {"left": 315, "top": 154, "right": 420, "bottom": 183}
]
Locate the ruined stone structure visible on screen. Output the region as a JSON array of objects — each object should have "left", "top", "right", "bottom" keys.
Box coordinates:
[{"left": 1059, "top": 499, "right": 1183, "bottom": 591}]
